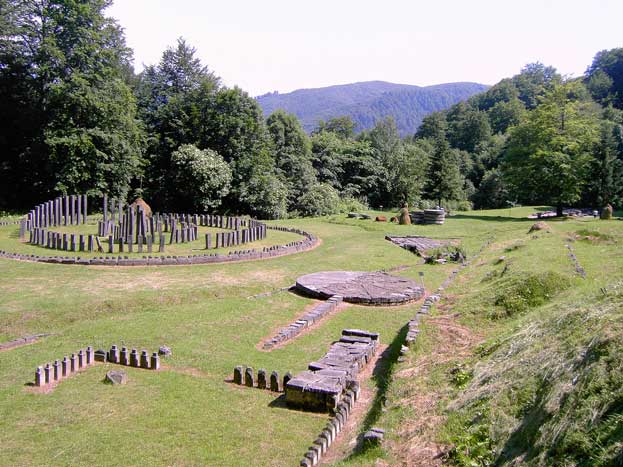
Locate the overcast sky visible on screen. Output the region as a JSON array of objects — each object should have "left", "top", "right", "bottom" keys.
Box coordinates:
[{"left": 107, "top": 0, "right": 623, "bottom": 96}]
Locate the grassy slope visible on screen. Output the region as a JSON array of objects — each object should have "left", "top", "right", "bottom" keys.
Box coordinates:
[
  {"left": 0, "top": 208, "right": 621, "bottom": 466},
  {"left": 332, "top": 211, "right": 623, "bottom": 466}
]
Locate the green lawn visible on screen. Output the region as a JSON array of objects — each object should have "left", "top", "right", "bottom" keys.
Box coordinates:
[{"left": 0, "top": 207, "right": 621, "bottom": 466}]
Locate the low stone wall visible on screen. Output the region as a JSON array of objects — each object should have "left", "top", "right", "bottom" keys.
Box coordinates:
[
  {"left": 262, "top": 296, "right": 343, "bottom": 350},
  {"left": 298, "top": 381, "right": 360, "bottom": 467},
  {"left": 231, "top": 366, "right": 291, "bottom": 392},
  {"left": 0, "top": 226, "right": 319, "bottom": 266},
  {"left": 285, "top": 329, "right": 378, "bottom": 412}
]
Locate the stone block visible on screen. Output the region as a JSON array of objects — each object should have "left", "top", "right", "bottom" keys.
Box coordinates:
[
  {"left": 35, "top": 366, "right": 45, "bottom": 386},
  {"left": 270, "top": 370, "right": 281, "bottom": 392},
  {"left": 150, "top": 352, "right": 160, "bottom": 370},
  {"left": 105, "top": 370, "right": 127, "bottom": 385},
  {"left": 244, "top": 367, "right": 255, "bottom": 387},
  {"left": 257, "top": 369, "right": 267, "bottom": 389}
]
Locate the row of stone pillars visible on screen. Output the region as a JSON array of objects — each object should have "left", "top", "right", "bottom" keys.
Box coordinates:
[
  {"left": 35, "top": 347, "right": 95, "bottom": 387},
  {"left": 233, "top": 366, "right": 291, "bottom": 392}
]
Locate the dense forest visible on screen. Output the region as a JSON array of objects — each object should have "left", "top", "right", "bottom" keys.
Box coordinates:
[
  {"left": 256, "top": 81, "right": 488, "bottom": 135},
  {"left": 1, "top": 1, "right": 622, "bottom": 218}
]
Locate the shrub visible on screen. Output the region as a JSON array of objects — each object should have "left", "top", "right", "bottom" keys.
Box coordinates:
[
  {"left": 298, "top": 183, "right": 341, "bottom": 217},
  {"left": 493, "top": 271, "right": 571, "bottom": 317}
]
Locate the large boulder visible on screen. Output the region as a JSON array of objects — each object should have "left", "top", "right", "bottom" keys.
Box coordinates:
[
  {"left": 600, "top": 204, "right": 613, "bottom": 220},
  {"left": 130, "top": 198, "right": 152, "bottom": 217},
  {"left": 398, "top": 203, "right": 411, "bottom": 225},
  {"left": 528, "top": 221, "right": 550, "bottom": 233},
  {"left": 105, "top": 370, "right": 128, "bottom": 385}
]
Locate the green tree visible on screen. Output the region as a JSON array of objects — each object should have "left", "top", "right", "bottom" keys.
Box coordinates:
[
  {"left": 586, "top": 48, "right": 623, "bottom": 108},
  {"left": 170, "top": 144, "right": 232, "bottom": 212},
  {"left": 136, "top": 38, "right": 220, "bottom": 207},
  {"left": 587, "top": 122, "right": 623, "bottom": 207},
  {"left": 314, "top": 116, "right": 356, "bottom": 138},
  {"left": 502, "top": 82, "right": 599, "bottom": 215},
  {"left": 266, "top": 110, "right": 317, "bottom": 211},
  {"left": 0, "top": 0, "right": 143, "bottom": 206},
  {"left": 425, "top": 137, "right": 466, "bottom": 206}
]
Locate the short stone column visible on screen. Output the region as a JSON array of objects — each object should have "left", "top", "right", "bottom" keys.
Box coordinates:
[
  {"left": 62, "top": 357, "right": 69, "bottom": 377},
  {"left": 270, "top": 371, "right": 281, "bottom": 392},
  {"left": 130, "top": 349, "right": 139, "bottom": 367},
  {"left": 78, "top": 349, "right": 84, "bottom": 368},
  {"left": 257, "top": 369, "right": 267, "bottom": 389},
  {"left": 35, "top": 366, "right": 45, "bottom": 386},
  {"left": 120, "top": 347, "right": 129, "bottom": 366},
  {"left": 233, "top": 366, "right": 244, "bottom": 385},
  {"left": 150, "top": 352, "right": 160, "bottom": 370},
  {"left": 44, "top": 363, "right": 52, "bottom": 384},
  {"left": 53, "top": 360, "right": 61, "bottom": 381},
  {"left": 244, "top": 367, "right": 255, "bottom": 387},
  {"left": 86, "top": 346, "right": 94, "bottom": 365},
  {"left": 109, "top": 345, "right": 120, "bottom": 364},
  {"left": 140, "top": 350, "right": 150, "bottom": 369}
]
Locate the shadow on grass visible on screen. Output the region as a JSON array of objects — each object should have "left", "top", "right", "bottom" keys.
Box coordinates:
[
  {"left": 340, "top": 322, "right": 409, "bottom": 462},
  {"left": 450, "top": 214, "right": 531, "bottom": 223}
]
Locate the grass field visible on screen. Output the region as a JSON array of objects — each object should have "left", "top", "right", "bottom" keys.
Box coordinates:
[{"left": 0, "top": 207, "right": 621, "bottom": 466}]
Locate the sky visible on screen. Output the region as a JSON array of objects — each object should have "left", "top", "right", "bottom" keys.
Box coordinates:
[{"left": 107, "top": 0, "right": 623, "bottom": 96}]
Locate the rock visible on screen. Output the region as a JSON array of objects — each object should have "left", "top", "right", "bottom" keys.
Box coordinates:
[
  {"left": 360, "top": 213, "right": 371, "bottom": 220},
  {"left": 528, "top": 221, "right": 550, "bottom": 233},
  {"left": 158, "top": 346, "right": 172, "bottom": 357},
  {"left": 601, "top": 204, "right": 613, "bottom": 220},
  {"left": 347, "top": 212, "right": 361, "bottom": 218},
  {"left": 363, "top": 429, "right": 384, "bottom": 445},
  {"left": 390, "top": 216, "right": 398, "bottom": 223},
  {"left": 105, "top": 370, "right": 127, "bottom": 385},
  {"left": 398, "top": 203, "right": 411, "bottom": 225},
  {"left": 375, "top": 216, "right": 387, "bottom": 222}
]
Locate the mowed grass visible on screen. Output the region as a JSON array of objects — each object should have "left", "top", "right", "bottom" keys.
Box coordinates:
[{"left": 0, "top": 207, "right": 619, "bottom": 466}]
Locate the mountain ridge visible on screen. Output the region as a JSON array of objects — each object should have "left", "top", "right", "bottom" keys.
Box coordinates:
[{"left": 256, "top": 80, "right": 489, "bottom": 136}]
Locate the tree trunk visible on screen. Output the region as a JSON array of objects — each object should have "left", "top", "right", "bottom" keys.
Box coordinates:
[{"left": 556, "top": 203, "right": 563, "bottom": 217}]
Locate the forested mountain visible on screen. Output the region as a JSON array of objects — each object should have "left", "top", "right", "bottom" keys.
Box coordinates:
[{"left": 256, "top": 81, "right": 489, "bottom": 135}]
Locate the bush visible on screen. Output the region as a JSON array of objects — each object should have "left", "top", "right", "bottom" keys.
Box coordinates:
[
  {"left": 298, "top": 183, "right": 341, "bottom": 217},
  {"left": 337, "top": 196, "right": 368, "bottom": 214},
  {"left": 493, "top": 271, "right": 571, "bottom": 317}
]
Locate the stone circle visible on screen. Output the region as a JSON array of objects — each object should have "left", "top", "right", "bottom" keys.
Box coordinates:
[{"left": 295, "top": 271, "right": 424, "bottom": 305}]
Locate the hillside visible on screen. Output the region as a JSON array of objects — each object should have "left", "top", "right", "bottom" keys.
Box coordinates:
[{"left": 256, "top": 81, "right": 489, "bottom": 135}]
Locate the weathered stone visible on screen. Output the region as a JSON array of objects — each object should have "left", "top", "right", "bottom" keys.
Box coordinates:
[
  {"left": 140, "top": 350, "right": 150, "bottom": 369},
  {"left": 130, "top": 348, "right": 139, "bottom": 367},
  {"left": 257, "top": 369, "right": 267, "bottom": 389},
  {"left": 105, "top": 370, "right": 128, "bottom": 385},
  {"left": 108, "top": 345, "right": 119, "bottom": 363},
  {"left": 35, "top": 366, "right": 45, "bottom": 386},
  {"left": 120, "top": 347, "right": 129, "bottom": 366},
  {"left": 158, "top": 346, "right": 172, "bottom": 357},
  {"left": 150, "top": 352, "right": 160, "bottom": 370},
  {"left": 244, "top": 367, "right": 255, "bottom": 387},
  {"left": 270, "top": 371, "right": 281, "bottom": 392}
]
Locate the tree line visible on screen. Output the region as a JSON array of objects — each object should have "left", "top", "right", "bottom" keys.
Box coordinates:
[{"left": 1, "top": 1, "right": 622, "bottom": 217}]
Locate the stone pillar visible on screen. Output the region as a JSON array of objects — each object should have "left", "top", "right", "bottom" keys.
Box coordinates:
[
  {"left": 270, "top": 371, "right": 281, "bottom": 392},
  {"left": 109, "top": 345, "right": 120, "bottom": 363},
  {"left": 205, "top": 233, "right": 212, "bottom": 249},
  {"left": 79, "top": 234, "right": 85, "bottom": 252},
  {"left": 70, "top": 234, "right": 77, "bottom": 251},
  {"left": 62, "top": 357, "right": 69, "bottom": 377},
  {"left": 257, "top": 369, "right": 267, "bottom": 389},
  {"left": 86, "top": 346, "right": 94, "bottom": 365},
  {"left": 76, "top": 195, "right": 82, "bottom": 225},
  {"left": 44, "top": 363, "right": 52, "bottom": 384},
  {"left": 159, "top": 234, "right": 165, "bottom": 253},
  {"left": 130, "top": 348, "right": 139, "bottom": 367},
  {"left": 120, "top": 347, "right": 129, "bottom": 366},
  {"left": 70, "top": 354, "right": 77, "bottom": 373},
  {"left": 53, "top": 360, "right": 61, "bottom": 381},
  {"left": 78, "top": 349, "right": 84, "bottom": 368},
  {"left": 103, "top": 194, "right": 108, "bottom": 223},
  {"left": 140, "top": 350, "right": 150, "bottom": 369},
  {"left": 35, "top": 366, "right": 45, "bottom": 386},
  {"left": 147, "top": 235, "right": 153, "bottom": 253},
  {"left": 150, "top": 352, "right": 160, "bottom": 370},
  {"left": 137, "top": 235, "right": 143, "bottom": 253},
  {"left": 82, "top": 194, "right": 88, "bottom": 224},
  {"left": 244, "top": 367, "right": 255, "bottom": 387},
  {"left": 233, "top": 366, "right": 244, "bottom": 385},
  {"left": 283, "top": 371, "right": 292, "bottom": 389}
]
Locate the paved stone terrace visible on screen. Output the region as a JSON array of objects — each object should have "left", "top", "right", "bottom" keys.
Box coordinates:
[
  {"left": 295, "top": 271, "right": 424, "bottom": 305},
  {"left": 385, "top": 235, "right": 451, "bottom": 255}
]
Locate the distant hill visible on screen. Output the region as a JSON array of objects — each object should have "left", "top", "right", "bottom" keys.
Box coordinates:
[{"left": 256, "top": 81, "right": 489, "bottom": 136}]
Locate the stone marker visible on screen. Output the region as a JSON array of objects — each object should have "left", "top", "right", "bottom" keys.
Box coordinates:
[
  {"left": 70, "top": 354, "right": 77, "bottom": 373},
  {"left": 44, "top": 363, "right": 52, "bottom": 384},
  {"left": 120, "top": 347, "right": 129, "bottom": 366},
  {"left": 270, "top": 370, "right": 281, "bottom": 392},
  {"left": 234, "top": 366, "right": 244, "bottom": 385},
  {"left": 62, "top": 357, "right": 69, "bottom": 377},
  {"left": 130, "top": 348, "right": 139, "bottom": 367},
  {"left": 257, "top": 369, "right": 267, "bottom": 389},
  {"left": 244, "top": 367, "right": 255, "bottom": 387},
  {"left": 35, "top": 366, "right": 44, "bottom": 386},
  {"left": 140, "top": 350, "right": 150, "bottom": 369},
  {"left": 94, "top": 349, "right": 107, "bottom": 362},
  {"left": 108, "top": 345, "right": 119, "bottom": 363},
  {"left": 86, "top": 346, "right": 94, "bottom": 365},
  {"left": 53, "top": 360, "right": 61, "bottom": 381},
  {"left": 78, "top": 349, "right": 84, "bottom": 368},
  {"left": 150, "top": 352, "right": 160, "bottom": 370},
  {"left": 283, "top": 371, "right": 292, "bottom": 388},
  {"left": 105, "top": 370, "right": 128, "bottom": 385}
]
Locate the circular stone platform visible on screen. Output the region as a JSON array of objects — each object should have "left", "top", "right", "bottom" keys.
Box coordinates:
[{"left": 295, "top": 271, "right": 424, "bottom": 305}]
